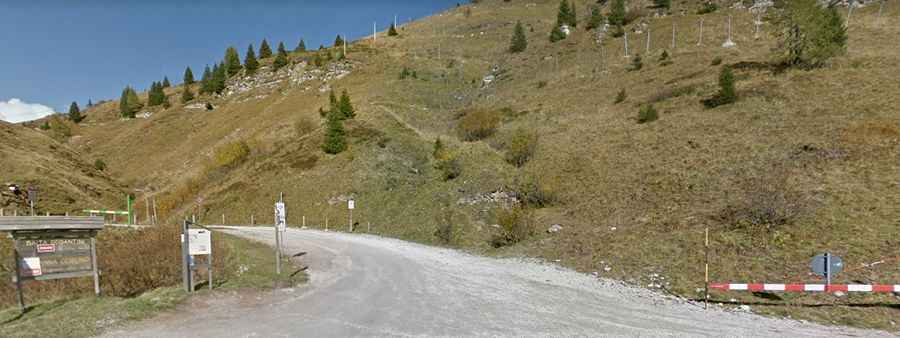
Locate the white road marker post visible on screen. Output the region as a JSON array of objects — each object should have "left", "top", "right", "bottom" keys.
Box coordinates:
[
  {"left": 697, "top": 18, "right": 704, "bottom": 46},
  {"left": 624, "top": 30, "right": 630, "bottom": 58},
  {"left": 348, "top": 199, "right": 355, "bottom": 232},
  {"left": 646, "top": 26, "right": 651, "bottom": 54}
]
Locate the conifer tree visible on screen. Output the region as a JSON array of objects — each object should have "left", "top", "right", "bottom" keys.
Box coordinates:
[
  {"left": 272, "top": 42, "right": 289, "bottom": 71},
  {"left": 609, "top": 0, "right": 627, "bottom": 27},
  {"left": 334, "top": 35, "right": 344, "bottom": 47},
  {"left": 388, "top": 23, "right": 399, "bottom": 36},
  {"left": 587, "top": 6, "right": 604, "bottom": 30},
  {"left": 433, "top": 137, "right": 445, "bottom": 158},
  {"left": 184, "top": 67, "right": 195, "bottom": 85},
  {"left": 87, "top": 99, "right": 93, "bottom": 107},
  {"left": 772, "top": 0, "right": 847, "bottom": 67},
  {"left": 68, "top": 101, "right": 83, "bottom": 123},
  {"left": 717, "top": 66, "right": 736, "bottom": 104},
  {"left": 549, "top": 25, "right": 566, "bottom": 42},
  {"left": 200, "top": 65, "right": 212, "bottom": 94},
  {"left": 339, "top": 90, "right": 355, "bottom": 119},
  {"left": 148, "top": 82, "right": 167, "bottom": 106},
  {"left": 322, "top": 111, "right": 347, "bottom": 154},
  {"left": 119, "top": 86, "right": 142, "bottom": 118},
  {"left": 569, "top": 1, "right": 577, "bottom": 27},
  {"left": 181, "top": 85, "right": 194, "bottom": 103},
  {"left": 328, "top": 90, "right": 339, "bottom": 115},
  {"left": 295, "top": 39, "right": 307, "bottom": 52},
  {"left": 224, "top": 46, "right": 242, "bottom": 76},
  {"left": 509, "top": 21, "right": 528, "bottom": 53},
  {"left": 259, "top": 39, "right": 273, "bottom": 59},
  {"left": 557, "top": 0, "right": 571, "bottom": 27},
  {"left": 244, "top": 44, "right": 259, "bottom": 75},
  {"left": 212, "top": 62, "right": 227, "bottom": 94},
  {"left": 162, "top": 76, "right": 171, "bottom": 88}
]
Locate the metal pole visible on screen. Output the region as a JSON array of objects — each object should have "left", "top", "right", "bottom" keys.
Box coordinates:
[
  {"left": 349, "top": 209, "right": 353, "bottom": 232},
  {"left": 14, "top": 245, "right": 25, "bottom": 312},
  {"left": 671, "top": 21, "right": 676, "bottom": 50},
  {"left": 208, "top": 234, "right": 213, "bottom": 291},
  {"left": 704, "top": 227, "right": 709, "bottom": 309},
  {"left": 825, "top": 252, "right": 832, "bottom": 288},
  {"left": 222, "top": 213, "right": 225, "bottom": 225},
  {"left": 251, "top": 214, "right": 255, "bottom": 226},
  {"left": 182, "top": 220, "right": 191, "bottom": 292},
  {"left": 698, "top": 19, "right": 704, "bottom": 46},
  {"left": 646, "top": 26, "right": 651, "bottom": 54},
  {"left": 91, "top": 237, "right": 100, "bottom": 296},
  {"left": 624, "top": 31, "right": 630, "bottom": 57}
]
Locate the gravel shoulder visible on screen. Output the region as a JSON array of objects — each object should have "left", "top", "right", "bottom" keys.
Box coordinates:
[{"left": 103, "top": 227, "right": 895, "bottom": 337}]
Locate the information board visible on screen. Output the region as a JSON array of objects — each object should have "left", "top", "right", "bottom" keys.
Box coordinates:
[
  {"left": 14, "top": 235, "right": 94, "bottom": 280},
  {"left": 188, "top": 229, "right": 212, "bottom": 255}
]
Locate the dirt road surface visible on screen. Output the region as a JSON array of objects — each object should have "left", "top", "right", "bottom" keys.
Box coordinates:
[{"left": 103, "top": 226, "right": 893, "bottom": 337}]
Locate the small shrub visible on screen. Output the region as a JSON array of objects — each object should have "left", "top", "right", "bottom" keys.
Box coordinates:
[
  {"left": 505, "top": 128, "right": 538, "bottom": 167},
  {"left": 702, "top": 66, "right": 737, "bottom": 108},
  {"left": 295, "top": 117, "right": 317, "bottom": 137},
  {"left": 94, "top": 159, "right": 107, "bottom": 171},
  {"left": 615, "top": 89, "right": 627, "bottom": 104},
  {"left": 628, "top": 54, "right": 643, "bottom": 72},
  {"left": 489, "top": 207, "right": 535, "bottom": 248},
  {"left": 717, "top": 165, "right": 809, "bottom": 236},
  {"left": 549, "top": 25, "right": 567, "bottom": 43},
  {"left": 458, "top": 109, "right": 501, "bottom": 141},
  {"left": 637, "top": 105, "right": 658, "bottom": 124},
  {"left": 434, "top": 205, "right": 455, "bottom": 244},
  {"left": 609, "top": 25, "right": 625, "bottom": 38},
  {"left": 698, "top": 2, "right": 719, "bottom": 14},
  {"left": 435, "top": 151, "right": 461, "bottom": 181},
  {"left": 212, "top": 140, "right": 251, "bottom": 169},
  {"left": 711, "top": 56, "right": 723, "bottom": 66},
  {"left": 518, "top": 176, "right": 556, "bottom": 208},
  {"left": 537, "top": 80, "right": 547, "bottom": 89},
  {"left": 47, "top": 116, "right": 72, "bottom": 140}
]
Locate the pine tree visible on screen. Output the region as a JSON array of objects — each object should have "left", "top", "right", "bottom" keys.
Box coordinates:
[
  {"left": 549, "top": 25, "right": 567, "bottom": 42},
  {"left": 244, "top": 44, "right": 259, "bottom": 75},
  {"left": 339, "top": 90, "right": 356, "bottom": 119},
  {"left": 433, "top": 137, "right": 445, "bottom": 158},
  {"left": 586, "top": 6, "right": 604, "bottom": 30},
  {"left": 181, "top": 85, "right": 194, "bottom": 104},
  {"left": 509, "top": 21, "right": 528, "bottom": 53},
  {"left": 184, "top": 67, "right": 195, "bottom": 85},
  {"left": 322, "top": 111, "right": 347, "bottom": 154},
  {"left": 334, "top": 35, "right": 344, "bottom": 47},
  {"left": 224, "top": 46, "right": 242, "bottom": 76},
  {"left": 68, "top": 101, "right": 83, "bottom": 123},
  {"left": 272, "top": 42, "right": 289, "bottom": 71},
  {"left": 388, "top": 23, "right": 399, "bottom": 36},
  {"left": 609, "top": 0, "right": 627, "bottom": 27},
  {"left": 773, "top": 0, "right": 847, "bottom": 67},
  {"left": 259, "top": 39, "right": 273, "bottom": 59},
  {"left": 200, "top": 65, "right": 212, "bottom": 94},
  {"left": 87, "top": 99, "right": 93, "bottom": 107},
  {"left": 569, "top": 1, "right": 577, "bottom": 27},
  {"left": 295, "top": 39, "right": 307, "bottom": 52},
  {"left": 212, "top": 62, "right": 227, "bottom": 94},
  {"left": 162, "top": 76, "right": 171, "bottom": 88},
  {"left": 119, "top": 86, "right": 142, "bottom": 118},
  {"left": 557, "top": 0, "right": 571, "bottom": 27},
  {"left": 148, "top": 82, "right": 167, "bottom": 106},
  {"left": 717, "top": 66, "right": 736, "bottom": 104},
  {"left": 328, "top": 90, "right": 339, "bottom": 115}
]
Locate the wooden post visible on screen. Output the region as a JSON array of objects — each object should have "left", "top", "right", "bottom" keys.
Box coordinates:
[
  {"left": 368, "top": 222, "right": 371, "bottom": 233},
  {"left": 13, "top": 209, "right": 17, "bottom": 217},
  {"left": 222, "top": 213, "right": 225, "bottom": 225},
  {"left": 646, "top": 26, "right": 651, "bottom": 54},
  {"left": 302, "top": 216, "right": 306, "bottom": 228},
  {"left": 325, "top": 216, "right": 329, "bottom": 231},
  {"left": 671, "top": 21, "right": 676, "bottom": 50},
  {"left": 208, "top": 238, "right": 213, "bottom": 291},
  {"left": 624, "top": 31, "right": 630, "bottom": 57},
  {"left": 704, "top": 226, "right": 710, "bottom": 309},
  {"left": 697, "top": 19, "right": 704, "bottom": 46},
  {"left": 91, "top": 237, "right": 100, "bottom": 296},
  {"left": 1, "top": 208, "right": 4, "bottom": 216},
  {"left": 251, "top": 214, "right": 255, "bottom": 226}
]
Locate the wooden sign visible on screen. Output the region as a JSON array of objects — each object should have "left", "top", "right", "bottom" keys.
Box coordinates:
[
  {"left": 14, "top": 234, "right": 95, "bottom": 280},
  {"left": 0, "top": 216, "right": 104, "bottom": 312}
]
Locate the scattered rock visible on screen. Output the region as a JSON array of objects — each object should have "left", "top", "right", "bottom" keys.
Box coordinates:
[
  {"left": 547, "top": 224, "right": 563, "bottom": 233},
  {"left": 185, "top": 103, "right": 205, "bottom": 110},
  {"left": 137, "top": 111, "right": 152, "bottom": 119}
]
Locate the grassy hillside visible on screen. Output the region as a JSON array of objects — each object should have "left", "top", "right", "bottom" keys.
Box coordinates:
[
  {"left": 60, "top": 0, "right": 900, "bottom": 329},
  {"left": 0, "top": 120, "right": 124, "bottom": 214}
]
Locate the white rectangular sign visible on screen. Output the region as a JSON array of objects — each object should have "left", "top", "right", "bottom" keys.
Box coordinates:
[
  {"left": 275, "top": 202, "right": 287, "bottom": 231},
  {"left": 348, "top": 200, "right": 355, "bottom": 210},
  {"left": 188, "top": 229, "right": 212, "bottom": 255},
  {"left": 19, "top": 257, "right": 42, "bottom": 277}
]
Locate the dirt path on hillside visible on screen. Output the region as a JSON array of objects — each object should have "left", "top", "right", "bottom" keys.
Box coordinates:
[{"left": 102, "top": 227, "right": 893, "bottom": 337}]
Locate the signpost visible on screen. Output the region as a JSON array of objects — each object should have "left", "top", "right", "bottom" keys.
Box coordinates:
[
  {"left": 0, "top": 216, "right": 104, "bottom": 312},
  {"left": 274, "top": 193, "right": 286, "bottom": 275},
  {"left": 810, "top": 253, "right": 843, "bottom": 286},
  {"left": 348, "top": 199, "right": 355, "bottom": 232},
  {"left": 181, "top": 220, "right": 213, "bottom": 292},
  {"left": 26, "top": 186, "right": 37, "bottom": 216}
]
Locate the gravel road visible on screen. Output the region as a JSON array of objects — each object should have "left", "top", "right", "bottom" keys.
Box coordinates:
[{"left": 104, "top": 227, "right": 894, "bottom": 337}]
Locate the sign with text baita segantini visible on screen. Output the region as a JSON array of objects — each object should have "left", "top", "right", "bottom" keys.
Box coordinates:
[{"left": 0, "top": 216, "right": 105, "bottom": 312}]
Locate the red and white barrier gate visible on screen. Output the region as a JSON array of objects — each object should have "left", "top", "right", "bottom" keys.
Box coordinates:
[{"left": 710, "top": 283, "right": 900, "bottom": 293}]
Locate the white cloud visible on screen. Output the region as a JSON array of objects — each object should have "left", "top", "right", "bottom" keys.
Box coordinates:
[{"left": 0, "top": 98, "right": 56, "bottom": 123}]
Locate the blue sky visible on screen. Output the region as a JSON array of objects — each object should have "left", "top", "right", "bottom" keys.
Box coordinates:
[{"left": 0, "top": 0, "right": 458, "bottom": 122}]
